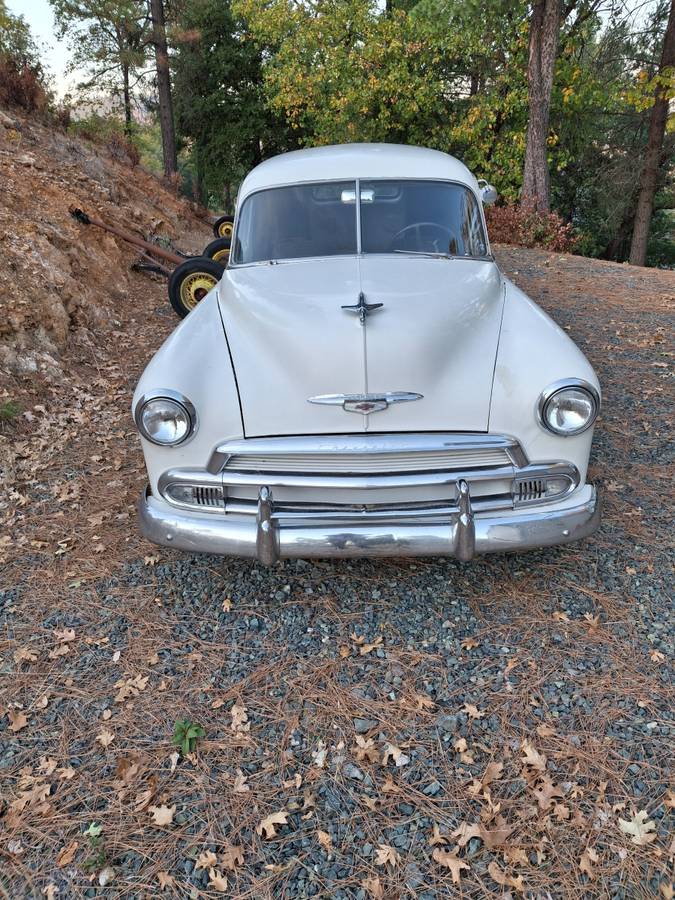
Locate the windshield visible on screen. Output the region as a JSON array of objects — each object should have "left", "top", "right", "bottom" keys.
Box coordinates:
[{"left": 233, "top": 179, "right": 488, "bottom": 264}]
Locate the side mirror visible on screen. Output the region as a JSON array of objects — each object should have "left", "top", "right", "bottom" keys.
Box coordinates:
[{"left": 477, "top": 179, "right": 498, "bottom": 206}]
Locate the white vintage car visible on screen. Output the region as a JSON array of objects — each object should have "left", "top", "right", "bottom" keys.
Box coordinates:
[{"left": 133, "top": 144, "right": 601, "bottom": 563}]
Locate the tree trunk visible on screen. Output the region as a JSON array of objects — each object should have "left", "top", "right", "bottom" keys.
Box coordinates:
[
  {"left": 628, "top": 0, "right": 675, "bottom": 266},
  {"left": 122, "top": 62, "right": 132, "bottom": 136},
  {"left": 150, "top": 0, "right": 177, "bottom": 178},
  {"left": 521, "top": 0, "right": 562, "bottom": 212}
]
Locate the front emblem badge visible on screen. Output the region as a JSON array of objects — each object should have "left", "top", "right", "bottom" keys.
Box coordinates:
[{"left": 308, "top": 392, "right": 423, "bottom": 414}]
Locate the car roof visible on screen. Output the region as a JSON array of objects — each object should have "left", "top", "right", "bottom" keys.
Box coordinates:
[{"left": 238, "top": 143, "right": 479, "bottom": 201}]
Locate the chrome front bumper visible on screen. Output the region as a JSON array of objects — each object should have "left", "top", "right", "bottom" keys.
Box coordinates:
[{"left": 138, "top": 483, "right": 600, "bottom": 563}]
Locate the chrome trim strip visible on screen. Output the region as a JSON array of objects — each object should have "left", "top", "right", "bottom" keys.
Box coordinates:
[
  {"left": 138, "top": 486, "right": 600, "bottom": 559},
  {"left": 223, "top": 496, "right": 515, "bottom": 520},
  {"left": 219, "top": 465, "right": 516, "bottom": 491},
  {"left": 536, "top": 378, "right": 600, "bottom": 437}
]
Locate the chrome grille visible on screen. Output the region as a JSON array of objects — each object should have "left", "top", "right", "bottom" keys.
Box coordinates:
[
  {"left": 225, "top": 447, "right": 511, "bottom": 475},
  {"left": 516, "top": 479, "right": 546, "bottom": 502},
  {"left": 192, "top": 486, "right": 224, "bottom": 507}
]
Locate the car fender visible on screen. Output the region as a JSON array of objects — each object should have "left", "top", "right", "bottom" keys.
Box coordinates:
[
  {"left": 132, "top": 290, "right": 242, "bottom": 495},
  {"left": 489, "top": 279, "right": 600, "bottom": 482}
]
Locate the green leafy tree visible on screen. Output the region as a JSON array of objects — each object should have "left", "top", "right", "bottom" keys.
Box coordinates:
[
  {"left": 49, "top": 0, "right": 151, "bottom": 133},
  {"left": 172, "top": 0, "right": 295, "bottom": 207},
  {"left": 234, "top": 0, "right": 455, "bottom": 147}
]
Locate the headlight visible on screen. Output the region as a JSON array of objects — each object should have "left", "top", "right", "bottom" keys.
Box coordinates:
[
  {"left": 538, "top": 380, "right": 599, "bottom": 436},
  {"left": 135, "top": 392, "right": 196, "bottom": 446}
]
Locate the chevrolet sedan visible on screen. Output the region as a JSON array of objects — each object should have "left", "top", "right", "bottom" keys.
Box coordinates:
[{"left": 133, "top": 144, "right": 601, "bottom": 563}]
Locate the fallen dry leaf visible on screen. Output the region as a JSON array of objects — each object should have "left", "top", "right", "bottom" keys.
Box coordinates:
[
  {"left": 532, "top": 776, "right": 563, "bottom": 811},
  {"left": 114, "top": 674, "right": 148, "bottom": 704},
  {"left": 195, "top": 850, "right": 217, "bottom": 871},
  {"left": 256, "top": 809, "right": 288, "bottom": 839},
  {"left": 429, "top": 824, "right": 448, "bottom": 846},
  {"left": 13, "top": 648, "right": 37, "bottom": 664},
  {"left": 432, "top": 847, "right": 470, "bottom": 884},
  {"left": 359, "top": 635, "right": 383, "bottom": 655},
  {"left": 463, "top": 702, "right": 484, "bottom": 719},
  {"left": 149, "top": 804, "right": 176, "bottom": 826},
  {"left": 157, "top": 872, "right": 175, "bottom": 890},
  {"left": 208, "top": 868, "right": 228, "bottom": 892},
  {"left": 221, "top": 844, "right": 244, "bottom": 871},
  {"left": 361, "top": 875, "right": 384, "bottom": 899},
  {"left": 317, "top": 830, "right": 333, "bottom": 852},
  {"left": 96, "top": 728, "right": 114, "bottom": 748},
  {"left": 488, "top": 860, "right": 525, "bottom": 892},
  {"left": 39, "top": 756, "right": 57, "bottom": 776},
  {"left": 48, "top": 644, "right": 70, "bottom": 660},
  {"left": 579, "top": 846, "right": 599, "bottom": 880},
  {"left": 56, "top": 841, "right": 78, "bottom": 867},
  {"left": 353, "top": 735, "right": 379, "bottom": 763},
  {"left": 230, "top": 702, "right": 250, "bottom": 733},
  {"left": 8, "top": 709, "right": 28, "bottom": 732},
  {"left": 521, "top": 741, "right": 547, "bottom": 773},
  {"left": 233, "top": 769, "right": 250, "bottom": 793},
  {"left": 375, "top": 843, "right": 400, "bottom": 869},
  {"left": 381, "top": 742, "right": 410, "bottom": 767},
  {"left": 54, "top": 628, "right": 75, "bottom": 643},
  {"left": 452, "top": 822, "right": 482, "bottom": 848},
  {"left": 618, "top": 809, "right": 657, "bottom": 845},
  {"left": 536, "top": 723, "right": 556, "bottom": 738}
]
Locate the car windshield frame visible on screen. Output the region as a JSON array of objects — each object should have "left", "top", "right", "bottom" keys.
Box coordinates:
[{"left": 230, "top": 177, "right": 492, "bottom": 266}]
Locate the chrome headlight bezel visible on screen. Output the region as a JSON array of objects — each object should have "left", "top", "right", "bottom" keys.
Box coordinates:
[
  {"left": 537, "top": 379, "right": 600, "bottom": 437},
  {"left": 134, "top": 390, "right": 197, "bottom": 446}
]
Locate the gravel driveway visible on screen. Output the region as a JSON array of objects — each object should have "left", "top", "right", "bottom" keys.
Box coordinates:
[{"left": 1, "top": 247, "right": 672, "bottom": 898}]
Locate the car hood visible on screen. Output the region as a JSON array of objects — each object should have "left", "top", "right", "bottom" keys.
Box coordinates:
[{"left": 217, "top": 256, "right": 505, "bottom": 436}]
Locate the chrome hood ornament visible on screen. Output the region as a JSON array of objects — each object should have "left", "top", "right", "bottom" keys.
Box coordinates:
[
  {"left": 341, "top": 291, "right": 384, "bottom": 325},
  {"left": 308, "top": 391, "right": 423, "bottom": 414}
]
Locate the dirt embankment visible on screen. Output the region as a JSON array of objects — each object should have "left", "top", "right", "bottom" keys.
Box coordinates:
[{"left": 0, "top": 106, "right": 206, "bottom": 380}]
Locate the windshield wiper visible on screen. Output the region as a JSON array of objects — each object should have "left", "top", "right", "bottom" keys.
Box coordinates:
[{"left": 391, "top": 249, "right": 457, "bottom": 259}]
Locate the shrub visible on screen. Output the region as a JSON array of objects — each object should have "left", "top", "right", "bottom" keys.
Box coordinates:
[
  {"left": 485, "top": 203, "right": 577, "bottom": 253},
  {"left": 0, "top": 56, "right": 47, "bottom": 112},
  {"left": 69, "top": 114, "right": 140, "bottom": 167}
]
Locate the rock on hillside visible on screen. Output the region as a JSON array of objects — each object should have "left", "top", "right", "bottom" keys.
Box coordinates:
[{"left": 0, "top": 106, "right": 206, "bottom": 378}]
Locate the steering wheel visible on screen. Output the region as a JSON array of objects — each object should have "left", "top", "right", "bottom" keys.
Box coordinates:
[{"left": 392, "top": 222, "right": 456, "bottom": 253}]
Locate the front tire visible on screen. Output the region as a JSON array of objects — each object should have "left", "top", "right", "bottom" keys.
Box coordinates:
[
  {"left": 213, "top": 215, "right": 234, "bottom": 240},
  {"left": 203, "top": 237, "right": 231, "bottom": 265},
  {"left": 168, "top": 257, "right": 224, "bottom": 318}
]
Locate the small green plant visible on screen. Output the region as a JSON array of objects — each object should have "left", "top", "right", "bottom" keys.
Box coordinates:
[
  {"left": 82, "top": 822, "right": 106, "bottom": 872},
  {"left": 173, "top": 719, "right": 205, "bottom": 756},
  {"left": 0, "top": 400, "right": 20, "bottom": 423}
]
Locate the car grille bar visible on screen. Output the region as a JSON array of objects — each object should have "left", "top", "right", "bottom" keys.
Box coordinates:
[{"left": 207, "top": 433, "right": 529, "bottom": 474}]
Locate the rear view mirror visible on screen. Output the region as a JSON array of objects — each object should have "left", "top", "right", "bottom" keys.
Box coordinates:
[{"left": 477, "top": 179, "right": 498, "bottom": 205}]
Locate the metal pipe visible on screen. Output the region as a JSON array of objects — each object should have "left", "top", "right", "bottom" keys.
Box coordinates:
[{"left": 69, "top": 206, "right": 186, "bottom": 266}]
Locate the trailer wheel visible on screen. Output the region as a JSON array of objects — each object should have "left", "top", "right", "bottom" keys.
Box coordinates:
[
  {"left": 213, "top": 215, "right": 234, "bottom": 240},
  {"left": 168, "top": 257, "right": 224, "bottom": 318},
  {"left": 203, "top": 237, "right": 231, "bottom": 265}
]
